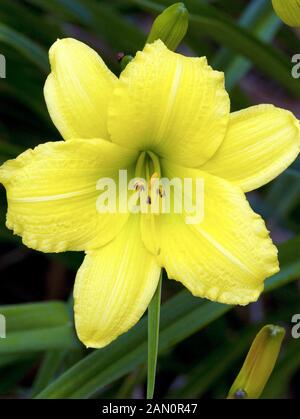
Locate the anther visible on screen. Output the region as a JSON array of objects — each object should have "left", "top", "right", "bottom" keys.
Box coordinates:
[
  {"left": 157, "top": 187, "right": 165, "bottom": 198},
  {"left": 134, "top": 181, "right": 145, "bottom": 192}
]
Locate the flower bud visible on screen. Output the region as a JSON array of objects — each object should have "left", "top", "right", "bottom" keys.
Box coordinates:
[
  {"left": 147, "top": 2, "right": 189, "bottom": 51},
  {"left": 227, "top": 325, "right": 285, "bottom": 399},
  {"left": 120, "top": 55, "right": 133, "bottom": 71},
  {"left": 272, "top": 0, "right": 300, "bottom": 27}
]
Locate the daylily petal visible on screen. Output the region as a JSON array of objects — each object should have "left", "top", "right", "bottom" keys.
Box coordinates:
[
  {"left": 74, "top": 216, "right": 161, "bottom": 348},
  {"left": 0, "top": 139, "right": 137, "bottom": 252},
  {"left": 201, "top": 105, "right": 300, "bottom": 192},
  {"left": 108, "top": 40, "right": 230, "bottom": 167},
  {"left": 44, "top": 38, "right": 117, "bottom": 140},
  {"left": 141, "top": 162, "right": 279, "bottom": 305}
]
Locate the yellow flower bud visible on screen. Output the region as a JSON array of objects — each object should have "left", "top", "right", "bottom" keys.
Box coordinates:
[
  {"left": 227, "top": 325, "right": 285, "bottom": 399},
  {"left": 272, "top": 0, "right": 300, "bottom": 27}
]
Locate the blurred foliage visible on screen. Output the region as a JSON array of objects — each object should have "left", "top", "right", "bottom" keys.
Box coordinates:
[{"left": 0, "top": 0, "right": 299, "bottom": 399}]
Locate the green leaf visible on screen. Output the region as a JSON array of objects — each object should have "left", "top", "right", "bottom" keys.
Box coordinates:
[
  {"left": 0, "top": 325, "right": 79, "bottom": 355},
  {"left": 0, "top": 353, "right": 34, "bottom": 369},
  {"left": 0, "top": 47, "right": 49, "bottom": 121},
  {"left": 264, "top": 170, "right": 300, "bottom": 222},
  {"left": 117, "top": 365, "right": 147, "bottom": 398},
  {"left": 0, "top": 23, "right": 49, "bottom": 73},
  {"left": 265, "top": 235, "right": 300, "bottom": 292},
  {"left": 27, "top": 0, "right": 145, "bottom": 53},
  {"left": 213, "top": 0, "right": 281, "bottom": 91},
  {"left": 262, "top": 338, "right": 300, "bottom": 398},
  {"left": 0, "top": 301, "right": 70, "bottom": 332},
  {"left": 0, "top": 357, "right": 37, "bottom": 393},
  {"left": 0, "top": 302, "right": 80, "bottom": 355},
  {"left": 0, "top": 0, "right": 63, "bottom": 45},
  {"left": 31, "top": 350, "right": 67, "bottom": 397}
]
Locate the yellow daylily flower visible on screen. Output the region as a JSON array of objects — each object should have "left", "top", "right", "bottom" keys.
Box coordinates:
[
  {"left": 1, "top": 38, "right": 300, "bottom": 349},
  {"left": 272, "top": 0, "right": 300, "bottom": 27}
]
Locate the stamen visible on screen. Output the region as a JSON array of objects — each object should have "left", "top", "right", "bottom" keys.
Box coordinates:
[
  {"left": 134, "top": 180, "right": 145, "bottom": 192},
  {"left": 149, "top": 172, "right": 159, "bottom": 190},
  {"left": 134, "top": 151, "right": 163, "bottom": 209},
  {"left": 147, "top": 151, "right": 161, "bottom": 177},
  {"left": 158, "top": 188, "right": 165, "bottom": 198},
  {"left": 135, "top": 152, "right": 147, "bottom": 178},
  {"left": 147, "top": 172, "right": 166, "bottom": 205}
]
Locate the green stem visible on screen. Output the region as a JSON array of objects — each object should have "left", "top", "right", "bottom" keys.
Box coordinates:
[{"left": 147, "top": 270, "right": 163, "bottom": 399}]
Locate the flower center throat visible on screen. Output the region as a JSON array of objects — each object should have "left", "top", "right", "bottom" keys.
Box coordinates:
[{"left": 134, "top": 151, "right": 163, "bottom": 207}]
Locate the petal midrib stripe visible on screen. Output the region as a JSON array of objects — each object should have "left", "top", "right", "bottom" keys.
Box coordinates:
[
  {"left": 155, "top": 57, "right": 183, "bottom": 144},
  {"left": 196, "top": 225, "right": 257, "bottom": 279},
  {"left": 8, "top": 185, "right": 97, "bottom": 203}
]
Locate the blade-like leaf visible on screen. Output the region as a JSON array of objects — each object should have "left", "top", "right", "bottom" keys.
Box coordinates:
[
  {"left": 0, "top": 301, "right": 70, "bottom": 332},
  {"left": 0, "top": 302, "right": 80, "bottom": 355},
  {"left": 0, "top": 23, "right": 48, "bottom": 73}
]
